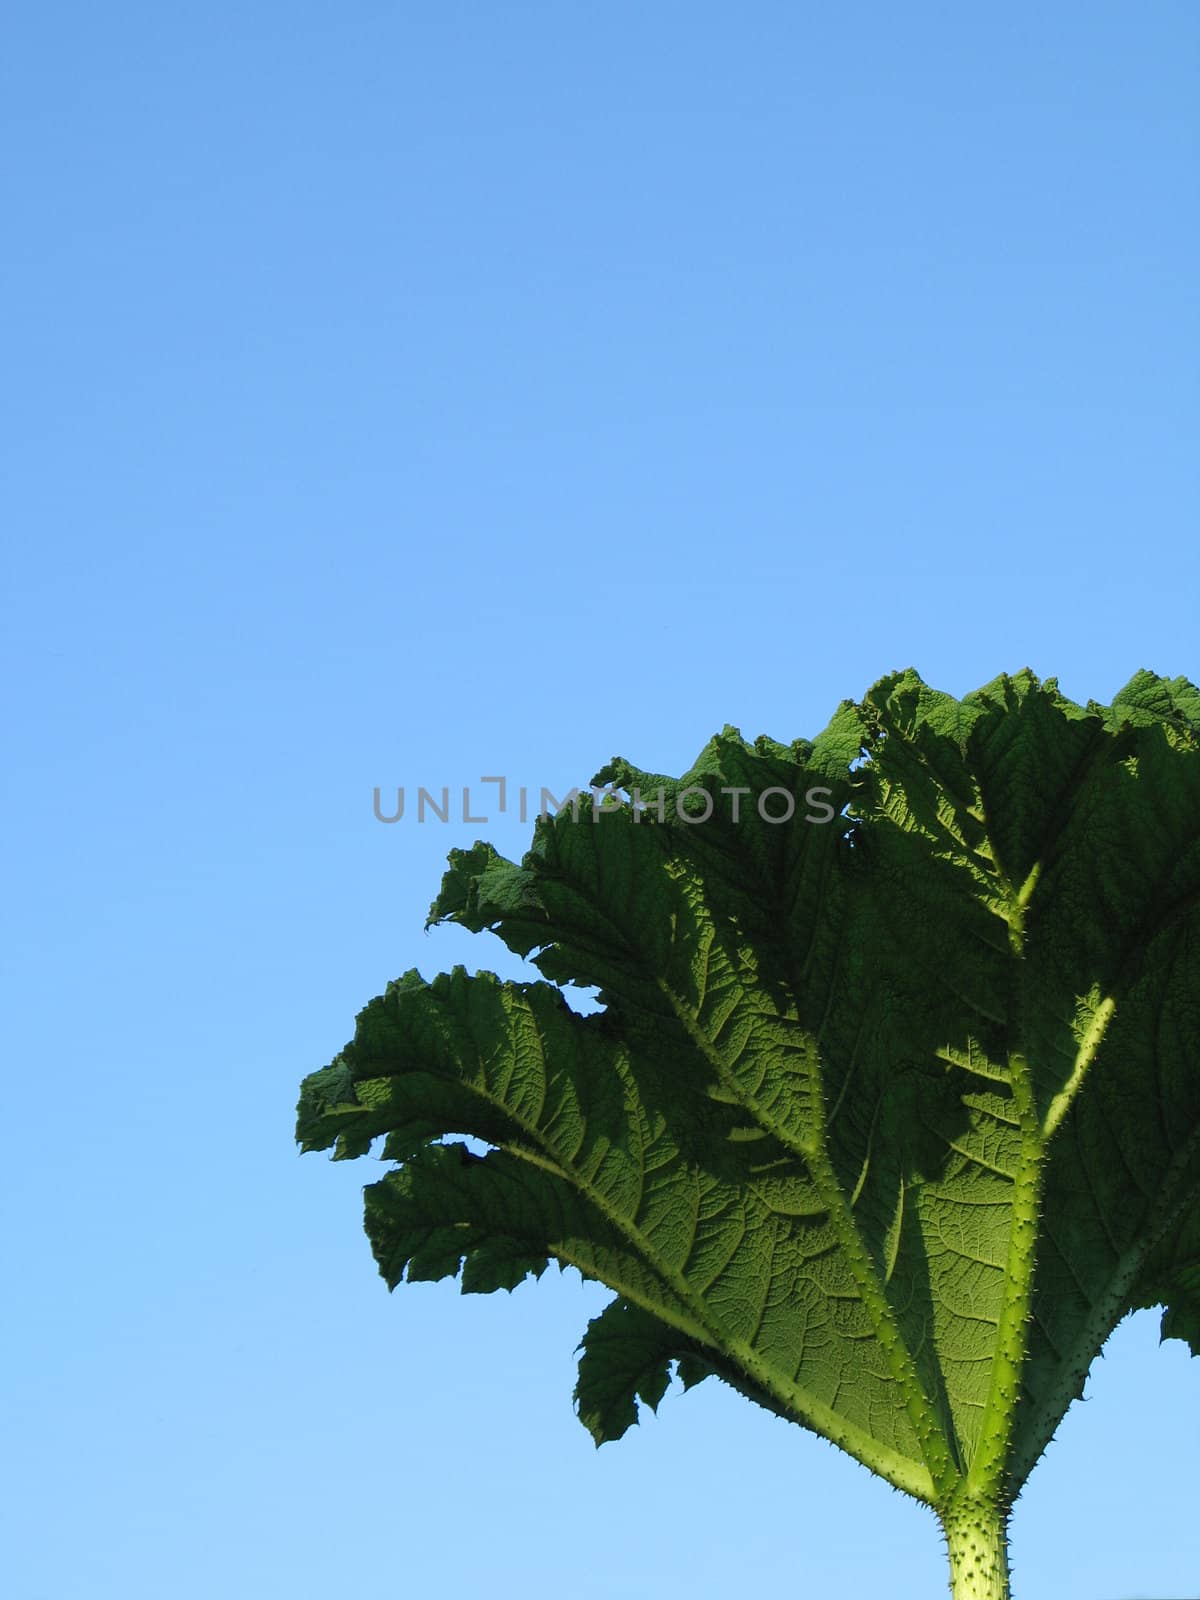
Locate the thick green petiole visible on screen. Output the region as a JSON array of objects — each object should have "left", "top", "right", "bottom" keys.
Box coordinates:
[{"left": 940, "top": 1501, "right": 1011, "bottom": 1600}]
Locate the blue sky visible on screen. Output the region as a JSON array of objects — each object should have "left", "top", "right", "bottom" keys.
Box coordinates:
[{"left": 3, "top": 4, "right": 1197, "bottom": 1596}]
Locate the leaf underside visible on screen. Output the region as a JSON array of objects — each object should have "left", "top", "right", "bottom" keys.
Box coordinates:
[{"left": 297, "top": 668, "right": 1200, "bottom": 1509}]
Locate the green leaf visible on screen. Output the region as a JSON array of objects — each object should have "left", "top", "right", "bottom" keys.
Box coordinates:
[
  {"left": 1132, "top": 1201, "right": 1200, "bottom": 1357},
  {"left": 298, "top": 669, "right": 1200, "bottom": 1535},
  {"left": 574, "top": 1297, "right": 709, "bottom": 1445}
]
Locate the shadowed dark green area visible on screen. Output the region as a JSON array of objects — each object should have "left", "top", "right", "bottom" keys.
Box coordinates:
[{"left": 298, "top": 669, "right": 1198, "bottom": 1569}]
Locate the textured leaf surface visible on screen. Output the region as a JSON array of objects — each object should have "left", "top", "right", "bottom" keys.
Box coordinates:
[{"left": 297, "top": 670, "right": 1200, "bottom": 1512}]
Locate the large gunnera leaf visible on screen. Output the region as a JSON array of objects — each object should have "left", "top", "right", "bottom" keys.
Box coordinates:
[{"left": 297, "top": 669, "right": 1199, "bottom": 1586}]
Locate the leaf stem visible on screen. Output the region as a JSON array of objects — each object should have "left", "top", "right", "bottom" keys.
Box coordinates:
[
  {"left": 964, "top": 1050, "right": 1042, "bottom": 1501},
  {"left": 941, "top": 1500, "right": 1011, "bottom": 1600}
]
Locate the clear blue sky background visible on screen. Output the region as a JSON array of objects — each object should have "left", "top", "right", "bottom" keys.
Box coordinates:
[{"left": 3, "top": 5, "right": 1197, "bottom": 1597}]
